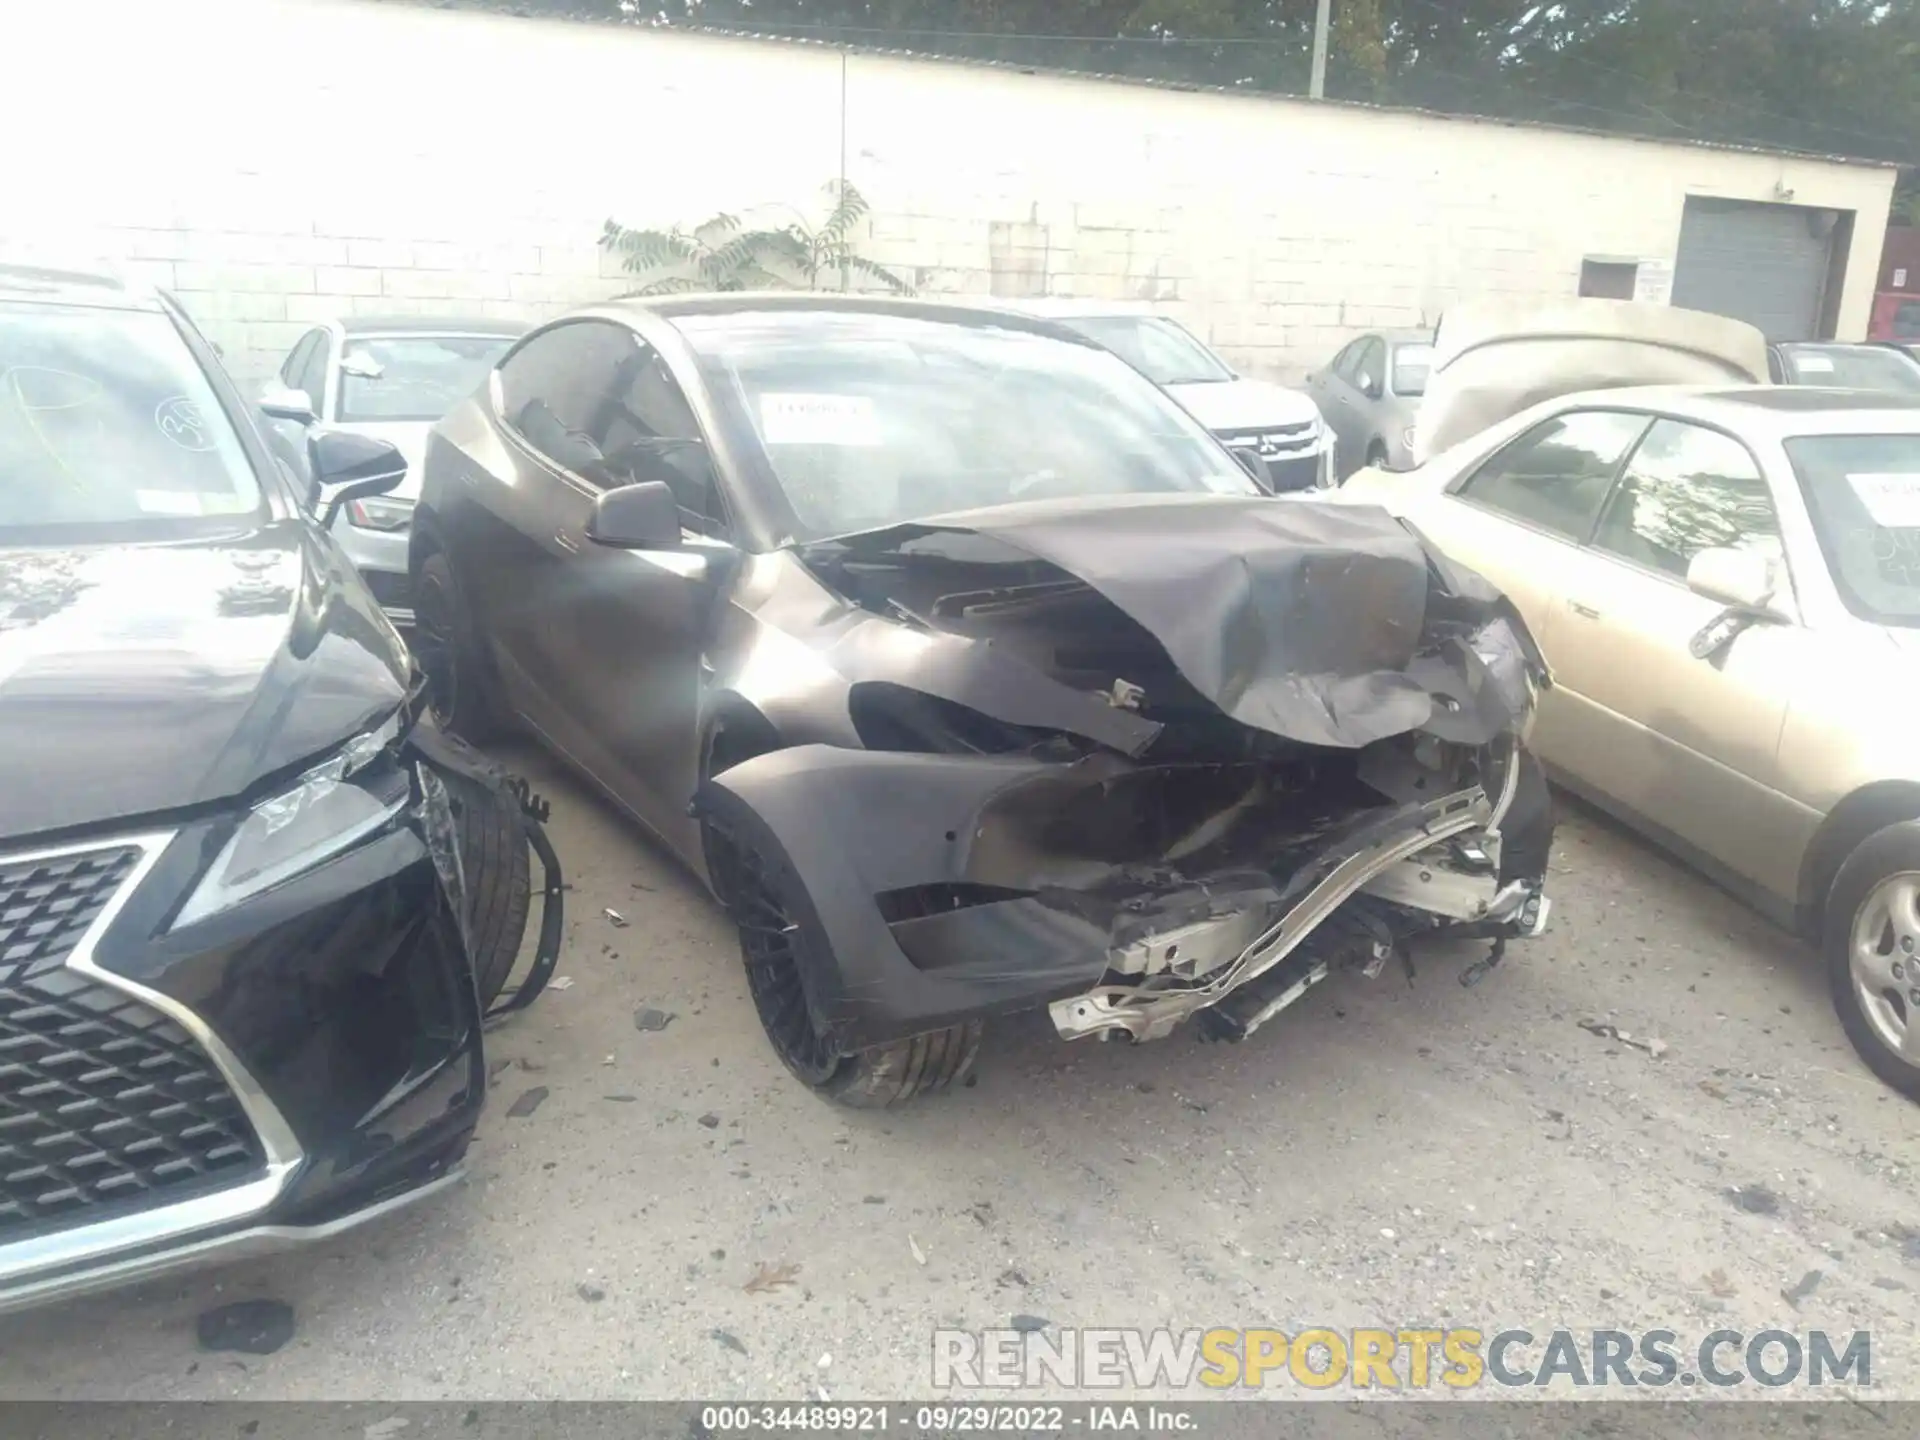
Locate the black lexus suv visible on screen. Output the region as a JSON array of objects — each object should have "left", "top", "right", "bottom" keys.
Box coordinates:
[{"left": 0, "top": 260, "right": 557, "bottom": 1313}]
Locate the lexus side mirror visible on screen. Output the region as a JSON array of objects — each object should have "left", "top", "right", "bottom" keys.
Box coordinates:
[
  {"left": 260, "top": 383, "right": 316, "bottom": 425},
  {"left": 308, "top": 430, "right": 405, "bottom": 528},
  {"left": 587, "top": 480, "right": 683, "bottom": 550}
]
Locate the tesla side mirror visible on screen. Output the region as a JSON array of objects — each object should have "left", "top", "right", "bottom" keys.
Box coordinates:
[
  {"left": 307, "top": 429, "right": 405, "bottom": 528},
  {"left": 587, "top": 480, "right": 683, "bottom": 549},
  {"left": 260, "top": 383, "right": 316, "bottom": 425}
]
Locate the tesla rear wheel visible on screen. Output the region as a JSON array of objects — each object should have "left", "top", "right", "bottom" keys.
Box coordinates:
[
  {"left": 1825, "top": 822, "right": 1920, "bottom": 1102},
  {"left": 413, "top": 550, "right": 513, "bottom": 743},
  {"left": 704, "top": 814, "right": 983, "bottom": 1108}
]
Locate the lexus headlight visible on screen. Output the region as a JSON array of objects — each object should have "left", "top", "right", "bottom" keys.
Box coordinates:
[
  {"left": 175, "top": 712, "right": 409, "bottom": 927},
  {"left": 347, "top": 496, "right": 415, "bottom": 532}
]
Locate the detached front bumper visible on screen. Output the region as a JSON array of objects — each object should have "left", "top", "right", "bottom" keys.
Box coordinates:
[{"left": 0, "top": 742, "right": 509, "bottom": 1315}]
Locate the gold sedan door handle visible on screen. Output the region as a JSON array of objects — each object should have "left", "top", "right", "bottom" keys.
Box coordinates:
[{"left": 1566, "top": 599, "right": 1602, "bottom": 620}]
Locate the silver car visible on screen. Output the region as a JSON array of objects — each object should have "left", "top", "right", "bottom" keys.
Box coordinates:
[
  {"left": 259, "top": 316, "right": 524, "bottom": 621},
  {"left": 1306, "top": 329, "right": 1434, "bottom": 478},
  {"left": 1769, "top": 340, "right": 1920, "bottom": 396}
]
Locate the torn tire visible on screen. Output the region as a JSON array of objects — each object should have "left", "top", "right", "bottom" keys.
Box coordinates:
[
  {"left": 443, "top": 762, "right": 533, "bottom": 1010},
  {"left": 707, "top": 810, "right": 982, "bottom": 1108}
]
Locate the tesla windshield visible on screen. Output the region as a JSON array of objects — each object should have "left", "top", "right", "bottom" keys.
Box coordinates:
[
  {"left": 0, "top": 301, "right": 262, "bottom": 541},
  {"left": 681, "top": 312, "right": 1260, "bottom": 540}
]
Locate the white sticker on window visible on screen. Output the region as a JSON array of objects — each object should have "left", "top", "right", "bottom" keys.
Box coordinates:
[
  {"left": 1848, "top": 473, "right": 1920, "bottom": 528},
  {"left": 1795, "top": 353, "right": 1835, "bottom": 374},
  {"left": 137, "top": 490, "right": 206, "bottom": 516},
  {"left": 758, "top": 392, "right": 880, "bottom": 446}
]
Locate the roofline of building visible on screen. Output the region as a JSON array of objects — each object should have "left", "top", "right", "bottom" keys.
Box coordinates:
[{"left": 415, "top": 1, "right": 1902, "bottom": 172}]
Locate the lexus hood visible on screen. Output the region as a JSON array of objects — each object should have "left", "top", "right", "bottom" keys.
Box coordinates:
[
  {"left": 1414, "top": 298, "right": 1770, "bottom": 463},
  {"left": 1166, "top": 376, "right": 1324, "bottom": 433},
  {"left": 0, "top": 523, "right": 411, "bottom": 843}
]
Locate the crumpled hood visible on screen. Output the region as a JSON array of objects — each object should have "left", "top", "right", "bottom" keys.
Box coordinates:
[
  {"left": 0, "top": 523, "right": 410, "bottom": 843},
  {"left": 332, "top": 420, "right": 431, "bottom": 500},
  {"left": 1415, "top": 298, "right": 1770, "bottom": 463},
  {"left": 1165, "top": 376, "right": 1323, "bottom": 433},
  {"left": 801, "top": 493, "right": 1544, "bottom": 752}
]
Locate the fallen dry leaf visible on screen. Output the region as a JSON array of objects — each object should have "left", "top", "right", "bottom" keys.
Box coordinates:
[
  {"left": 1704, "top": 1268, "right": 1737, "bottom": 1298},
  {"left": 744, "top": 1261, "right": 801, "bottom": 1294}
]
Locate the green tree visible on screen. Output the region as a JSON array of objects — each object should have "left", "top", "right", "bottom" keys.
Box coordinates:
[{"left": 599, "top": 180, "right": 911, "bottom": 294}]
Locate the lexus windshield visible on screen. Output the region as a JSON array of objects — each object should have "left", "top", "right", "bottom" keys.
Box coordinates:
[
  {"left": 1786, "top": 432, "right": 1920, "bottom": 626},
  {"left": 683, "top": 312, "right": 1259, "bottom": 541},
  {"left": 0, "top": 301, "right": 263, "bottom": 543}
]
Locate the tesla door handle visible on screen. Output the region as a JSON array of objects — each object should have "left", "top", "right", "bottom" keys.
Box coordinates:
[
  {"left": 1566, "top": 599, "right": 1602, "bottom": 620},
  {"left": 554, "top": 530, "right": 580, "bottom": 555}
]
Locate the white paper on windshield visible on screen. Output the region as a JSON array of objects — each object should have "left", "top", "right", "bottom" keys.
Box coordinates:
[
  {"left": 137, "top": 490, "right": 205, "bottom": 516},
  {"left": 1848, "top": 473, "right": 1920, "bottom": 528},
  {"left": 758, "top": 393, "right": 880, "bottom": 446},
  {"left": 1795, "top": 353, "right": 1835, "bottom": 374}
]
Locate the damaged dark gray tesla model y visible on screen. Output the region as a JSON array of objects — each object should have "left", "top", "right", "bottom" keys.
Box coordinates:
[{"left": 412, "top": 295, "right": 1554, "bottom": 1107}]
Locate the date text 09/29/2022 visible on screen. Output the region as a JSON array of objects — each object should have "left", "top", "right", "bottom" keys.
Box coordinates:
[{"left": 699, "top": 1405, "right": 1196, "bottom": 1434}]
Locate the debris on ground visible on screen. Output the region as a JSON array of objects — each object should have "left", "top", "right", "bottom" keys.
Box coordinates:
[
  {"left": 604, "top": 908, "right": 629, "bottom": 928},
  {"left": 1011, "top": 1315, "right": 1050, "bottom": 1334},
  {"left": 634, "top": 1007, "right": 676, "bottom": 1032},
  {"left": 364, "top": 1419, "right": 409, "bottom": 1440},
  {"left": 909, "top": 1235, "right": 928, "bottom": 1266},
  {"left": 712, "top": 1329, "right": 748, "bottom": 1356},
  {"left": 603, "top": 1094, "right": 637, "bottom": 1103},
  {"left": 196, "top": 1299, "right": 295, "bottom": 1356},
  {"left": 1703, "top": 1268, "right": 1737, "bottom": 1298},
  {"left": 966, "top": 1201, "right": 993, "bottom": 1227},
  {"left": 1699, "top": 1080, "right": 1728, "bottom": 1100},
  {"left": 548, "top": 976, "right": 575, "bottom": 991},
  {"left": 517, "top": 1057, "right": 545, "bottom": 1072},
  {"left": 698, "top": 1113, "right": 721, "bottom": 1129},
  {"left": 1727, "top": 1184, "right": 1782, "bottom": 1216},
  {"left": 1782, "top": 1270, "right": 1823, "bottom": 1308},
  {"left": 998, "top": 1268, "right": 1031, "bottom": 1288},
  {"left": 1577, "top": 1018, "right": 1668, "bottom": 1057},
  {"left": 506, "top": 1087, "right": 549, "bottom": 1118},
  {"left": 486, "top": 1059, "right": 512, "bottom": 1083},
  {"left": 576, "top": 1283, "right": 605, "bottom": 1303},
  {"left": 744, "top": 1262, "right": 801, "bottom": 1294}
]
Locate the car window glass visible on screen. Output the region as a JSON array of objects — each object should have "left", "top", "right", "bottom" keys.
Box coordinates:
[
  {"left": 1591, "top": 419, "right": 1780, "bottom": 581},
  {"left": 281, "top": 331, "right": 320, "bottom": 389},
  {"left": 498, "top": 319, "right": 638, "bottom": 488},
  {"left": 1456, "top": 410, "right": 1649, "bottom": 539},
  {"left": 1332, "top": 339, "right": 1366, "bottom": 383},
  {"left": 1390, "top": 343, "right": 1433, "bottom": 397},
  {"left": 1355, "top": 338, "right": 1386, "bottom": 392},
  {"left": 295, "top": 335, "right": 330, "bottom": 414},
  {"left": 587, "top": 342, "right": 725, "bottom": 532}
]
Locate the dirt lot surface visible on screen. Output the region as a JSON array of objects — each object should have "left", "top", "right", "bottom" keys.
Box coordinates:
[{"left": 2, "top": 743, "right": 1916, "bottom": 1401}]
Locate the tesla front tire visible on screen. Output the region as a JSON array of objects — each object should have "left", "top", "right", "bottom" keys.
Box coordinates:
[
  {"left": 1825, "top": 821, "right": 1920, "bottom": 1102},
  {"left": 413, "top": 550, "right": 514, "bottom": 744},
  {"left": 704, "top": 812, "right": 983, "bottom": 1108}
]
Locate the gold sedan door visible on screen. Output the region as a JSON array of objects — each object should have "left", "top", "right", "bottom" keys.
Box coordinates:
[{"left": 1539, "top": 417, "right": 1816, "bottom": 899}]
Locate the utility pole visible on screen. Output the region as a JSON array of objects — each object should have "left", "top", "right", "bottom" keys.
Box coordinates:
[{"left": 1309, "top": 0, "right": 1332, "bottom": 99}]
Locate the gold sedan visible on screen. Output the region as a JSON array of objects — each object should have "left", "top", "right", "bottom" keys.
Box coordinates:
[{"left": 1343, "top": 299, "right": 1920, "bottom": 1099}]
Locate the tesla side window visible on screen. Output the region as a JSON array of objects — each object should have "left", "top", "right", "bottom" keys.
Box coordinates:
[
  {"left": 1455, "top": 410, "right": 1650, "bottom": 540},
  {"left": 1591, "top": 419, "right": 1780, "bottom": 581},
  {"left": 497, "top": 319, "right": 637, "bottom": 488},
  {"left": 588, "top": 342, "right": 726, "bottom": 532}
]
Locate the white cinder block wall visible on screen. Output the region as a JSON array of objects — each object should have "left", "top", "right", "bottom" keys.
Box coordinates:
[{"left": 2, "top": 0, "right": 1896, "bottom": 387}]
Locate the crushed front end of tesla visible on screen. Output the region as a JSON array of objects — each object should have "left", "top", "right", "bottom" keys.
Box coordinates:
[{"left": 695, "top": 493, "right": 1554, "bottom": 1061}]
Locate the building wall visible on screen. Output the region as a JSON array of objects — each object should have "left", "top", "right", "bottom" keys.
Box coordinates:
[{"left": 3, "top": 0, "right": 1896, "bottom": 386}]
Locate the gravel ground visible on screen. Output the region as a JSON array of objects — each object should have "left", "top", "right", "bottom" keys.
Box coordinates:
[{"left": 2, "top": 743, "right": 1916, "bottom": 1401}]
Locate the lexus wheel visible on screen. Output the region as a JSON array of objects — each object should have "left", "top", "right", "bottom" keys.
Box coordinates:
[{"left": 1825, "top": 821, "right": 1920, "bottom": 1101}]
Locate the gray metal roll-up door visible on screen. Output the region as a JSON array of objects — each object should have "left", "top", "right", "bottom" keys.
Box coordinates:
[{"left": 1670, "top": 197, "right": 1836, "bottom": 341}]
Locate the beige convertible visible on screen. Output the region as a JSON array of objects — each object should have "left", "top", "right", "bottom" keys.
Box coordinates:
[{"left": 1341, "top": 298, "right": 1920, "bottom": 1099}]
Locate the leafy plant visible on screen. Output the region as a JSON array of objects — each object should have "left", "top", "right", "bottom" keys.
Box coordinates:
[{"left": 600, "top": 180, "right": 911, "bottom": 296}]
